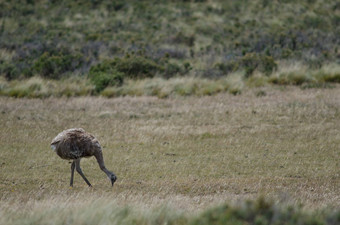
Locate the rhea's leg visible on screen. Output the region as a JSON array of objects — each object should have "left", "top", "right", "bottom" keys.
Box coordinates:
[
  {"left": 75, "top": 159, "right": 92, "bottom": 187},
  {"left": 70, "top": 161, "right": 75, "bottom": 187}
]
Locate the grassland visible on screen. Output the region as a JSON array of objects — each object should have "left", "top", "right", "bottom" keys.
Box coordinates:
[{"left": 0, "top": 86, "right": 339, "bottom": 224}]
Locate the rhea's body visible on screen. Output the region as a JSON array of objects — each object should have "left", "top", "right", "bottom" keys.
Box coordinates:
[
  {"left": 51, "top": 128, "right": 100, "bottom": 160},
  {"left": 51, "top": 128, "right": 117, "bottom": 187}
]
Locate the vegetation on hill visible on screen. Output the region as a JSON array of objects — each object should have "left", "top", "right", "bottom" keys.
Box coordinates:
[{"left": 0, "top": 0, "right": 339, "bottom": 96}]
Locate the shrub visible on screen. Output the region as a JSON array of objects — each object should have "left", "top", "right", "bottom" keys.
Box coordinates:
[
  {"left": 0, "top": 61, "right": 20, "bottom": 80},
  {"left": 191, "top": 198, "right": 331, "bottom": 225},
  {"left": 303, "top": 15, "right": 328, "bottom": 29},
  {"left": 32, "top": 52, "right": 83, "bottom": 79},
  {"left": 214, "top": 54, "right": 277, "bottom": 77},
  {"left": 164, "top": 63, "right": 182, "bottom": 78},
  {"left": 90, "top": 55, "right": 164, "bottom": 80},
  {"left": 89, "top": 69, "right": 124, "bottom": 93},
  {"left": 89, "top": 60, "right": 115, "bottom": 75},
  {"left": 171, "top": 32, "right": 195, "bottom": 47},
  {"left": 112, "top": 55, "right": 164, "bottom": 78},
  {"left": 241, "top": 53, "right": 277, "bottom": 78},
  {"left": 163, "top": 61, "right": 192, "bottom": 78},
  {"left": 214, "top": 61, "right": 239, "bottom": 74}
]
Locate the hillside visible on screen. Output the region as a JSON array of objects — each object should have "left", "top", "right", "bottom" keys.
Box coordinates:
[{"left": 0, "top": 0, "right": 339, "bottom": 97}]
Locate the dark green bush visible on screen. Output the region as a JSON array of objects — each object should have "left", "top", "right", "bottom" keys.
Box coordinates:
[
  {"left": 172, "top": 32, "right": 195, "bottom": 47},
  {"left": 164, "top": 63, "right": 182, "bottom": 78},
  {"left": 214, "top": 54, "right": 277, "bottom": 77},
  {"left": 92, "top": 55, "right": 164, "bottom": 80},
  {"left": 0, "top": 61, "right": 20, "bottom": 80},
  {"left": 89, "top": 71, "right": 124, "bottom": 93},
  {"left": 214, "top": 61, "right": 239, "bottom": 74},
  {"left": 191, "top": 198, "right": 334, "bottom": 225},
  {"left": 304, "top": 15, "right": 329, "bottom": 30},
  {"left": 112, "top": 55, "right": 164, "bottom": 78},
  {"left": 164, "top": 61, "right": 192, "bottom": 78},
  {"left": 32, "top": 52, "right": 83, "bottom": 79},
  {"left": 89, "top": 60, "right": 115, "bottom": 75},
  {"left": 89, "top": 61, "right": 124, "bottom": 93},
  {"left": 241, "top": 53, "right": 277, "bottom": 77}
]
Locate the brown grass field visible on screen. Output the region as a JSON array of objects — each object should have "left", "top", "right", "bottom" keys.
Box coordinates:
[{"left": 0, "top": 86, "right": 339, "bottom": 224}]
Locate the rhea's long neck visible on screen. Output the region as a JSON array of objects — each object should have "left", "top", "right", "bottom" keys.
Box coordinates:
[{"left": 94, "top": 151, "right": 112, "bottom": 177}]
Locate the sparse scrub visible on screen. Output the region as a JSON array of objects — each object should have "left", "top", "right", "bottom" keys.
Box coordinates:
[
  {"left": 1, "top": 0, "right": 339, "bottom": 87},
  {"left": 0, "top": 61, "right": 20, "bottom": 80},
  {"left": 112, "top": 55, "right": 164, "bottom": 79},
  {"left": 241, "top": 53, "right": 278, "bottom": 78},
  {"left": 32, "top": 52, "right": 84, "bottom": 79}
]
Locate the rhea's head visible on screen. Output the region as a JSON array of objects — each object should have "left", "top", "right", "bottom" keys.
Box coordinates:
[{"left": 109, "top": 172, "right": 117, "bottom": 186}]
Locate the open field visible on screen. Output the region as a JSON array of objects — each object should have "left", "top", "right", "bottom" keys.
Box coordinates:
[
  {"left": 1, "top": 1, "right": 339, "bottom": 223},
  {"left": 0, "top": 86, "right": 339, "bottom": 224}
]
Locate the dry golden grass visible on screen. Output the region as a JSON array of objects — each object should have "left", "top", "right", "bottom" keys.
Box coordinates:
[
  {"left": 1, "top": 63, "right": 339, "bottom": 99},
  {"left": 0, "top": 86, "right": 339, "bottom": 224}
]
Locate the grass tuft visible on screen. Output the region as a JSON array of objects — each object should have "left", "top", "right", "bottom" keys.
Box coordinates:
[{"left": 0, "top": 76, "right": 94, "bottom": 98}]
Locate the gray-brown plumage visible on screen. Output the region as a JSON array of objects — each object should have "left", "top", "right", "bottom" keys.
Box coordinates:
[{"left": 50, "top": 128, "right": 117, "bottom": 187}]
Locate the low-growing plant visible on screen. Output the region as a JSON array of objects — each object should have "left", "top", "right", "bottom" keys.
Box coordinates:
[
  {"left": 317, "top": 72, "right": 340, "bottom": 83},
  {"left": 89, "top": 71, "right": 124, "bottom": 94},
  {"left": 241, "top": 53, "right": 277, "bottom": 78},
  {"left": 214, "top": 61, "right": 239, "bottom": 75},
  {"left": 164, "top": 62, "right": 182, "bottom": 78},
  {"left": 0, "top": 61, "right": 20, "bottom": 80},
  {"left": 171, "top": 32, "right": 195, "bottom": 47},
  {"left": 32, "top": 52, "right": 83, "bottom": 79},
  {"left": 6, "top": 77, "right": 45, "bottom": 98},
  {"left": 0, "top": 77, "right": 94, "bottom": 98},
  {"left": 191, "top": 197, "right": 335, "bottom": 225},
  {"left": 113, "top": 55, "right": 164, "bottom": 78},
  {"left": 90, "top": 55, "right": 165, "bottom": 81},
  {"left": 269, "top": 72, "right": 313, "bottom": 85}
]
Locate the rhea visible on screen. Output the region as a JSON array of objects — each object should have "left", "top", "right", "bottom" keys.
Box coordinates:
[{"left": 50, "top": 128, "right": 117, "bottom": 187}]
